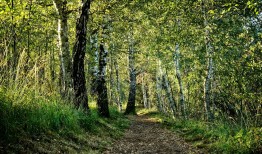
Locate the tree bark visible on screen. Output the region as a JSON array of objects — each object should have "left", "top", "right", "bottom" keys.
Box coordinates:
[
  {"left": 53, "top": 0, "right": 72, "bottom": 100},
  {"left": 159, "top": 60, "right": 176, "bottom": 116},
  {"left": 109, "top": 48, "right": 114, "bottom": 105},
  {"left": 174, "top": 44, "right": 186, "bottom": 118},
  {"left": 158, "top": 59, "right": 176, "bottom": 115},
  {"left": 89, "top": 32, "right": 99, "bottom": 95},
  {"left": 114, "top": 60, "right": 122, "bottom": 111},
  {"left": 11, "top": 0, "right": 18, "bottom": 81},
  {"left": 72, "top": 0, "right": 91, "bottom": 110},
  {"left": 141, "top": 74, "right": 149, "bottom": 109},
  {"left": 156, "top": 74, "right": 165, "bottom": 113},
  {"left": 97, "top": 44, "right": 110, "bottom": 117},
  {"left": 203, "top": 0, "right": 214, "bottom": 121},
  {"left": 125, "top": 37, "right": 136, "bottom": 115}
]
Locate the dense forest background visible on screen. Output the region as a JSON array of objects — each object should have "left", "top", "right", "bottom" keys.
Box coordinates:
[{"left": 0, "top": 0, "right": 261, "bottom": 153}]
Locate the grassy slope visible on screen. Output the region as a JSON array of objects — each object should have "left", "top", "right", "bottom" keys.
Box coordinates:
[
  {"left": 138, "top": 108, "right": 262, "bottom": 154},
  {"left": 0, "top": 89, "right": 130, "bottom": 153}
]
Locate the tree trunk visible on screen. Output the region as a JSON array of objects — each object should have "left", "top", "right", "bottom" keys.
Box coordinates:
[
  {"left": 125, "top": 37, "right": 136, "bottom": 115},
  {"left": 159, "top": 60, "right": 176, "bottom": 116},
  {"left": 141, "top": 74, "right": 149, "bottom": 109},
  {"left": 50, "top": 46, "right": 55, "bottom": 82},
  {"left": 90, "top": 32, "right": 99, "bottom": 95},
  {"left": 53, "top": 0, "right": 72, "bottom": 100},
  {"left": 156, "top": 72, "right": 165, "bottom": 113},
  {"left": 11, "top": 0, "right": 18, "bottom": 81},
  {"left": 72, "top": 0, "right": 91, "bottom": 110},
  {"left": 203, "top": 0, "right": 214, "bottom": 121},
  {"left": 174, "top": 44, "right": 186, "bottom": 118},
  {"left": 158, "top": 59, "right": 176, "bottom": 115},
  {"left": 97, "top": 44, "right": 110, "bottom": 117},
  {"left": 109, "top": 49, "right": 114, "bottom": 105},
  {"left": 114, "top": 60, "right": 122, "bottom": 111}
]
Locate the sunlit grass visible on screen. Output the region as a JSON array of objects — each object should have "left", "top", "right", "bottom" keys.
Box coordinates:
[
  {"left": 0, "top": 86, "right": 130, "bottom": 144},
  {"left": 137, "top": 108, "right": 262, "bottom": 153}
]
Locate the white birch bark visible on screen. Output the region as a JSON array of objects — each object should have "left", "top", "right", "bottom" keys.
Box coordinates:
[
  {"left": 203, "top": 0, "right": 214, "bottom": 121},
  {"left": 174, "top": 44, "right": 186, "bottom": 118},
  {"left": 158, "top": 59, "right": 176, "bottom": 116},
  {"left": 53, "top": 0, "right": 72, "bottom": 99},
  {"left": 156, "top": 70, "right": 165, "bottom": 113},
  {"left": 125, "top": 31, "right": 137, "bottom": 114}
]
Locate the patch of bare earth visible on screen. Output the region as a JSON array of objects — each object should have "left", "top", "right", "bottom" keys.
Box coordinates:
[{"left": 104, "top": 115, "right": 204, "bottom": 154}]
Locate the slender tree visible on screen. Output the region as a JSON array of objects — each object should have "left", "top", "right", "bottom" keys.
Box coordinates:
[
  {"left": 173, "top": 44, "right": 186, "bottom": 118},
  {"left": 114, "top": 60, "right": 122, "bottom": 111},
  {"left": 53, "top": 0, "right": 72, "bottom": 99},
  {"left": 202, "top": 0, "right": 214, "bottom": 121}
]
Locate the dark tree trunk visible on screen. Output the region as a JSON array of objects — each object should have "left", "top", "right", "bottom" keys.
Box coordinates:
[
  {"left": 11, "top": 0, "right": 18, "bottom": 81},
  {"left": 72, "top": 0, "right": 91, "bottom": 110},
  {"left": 125, "top": 43, "right": 136, "bottom": 115},
  {"left": 97, "top": 44, "right": 110, "bottom": 117},
  {"left": 114, "top": 60, "right": 122, "bottom": 111},
  {"left": 125, "top": 70, "right": 136, "bottom": 115}
]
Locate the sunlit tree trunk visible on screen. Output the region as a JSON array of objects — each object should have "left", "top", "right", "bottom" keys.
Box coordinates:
[
  {"left": 125, "top": 34, "right": 136, "bottom": 115},
  {"left": 162, "top": 70, "right": 176, "bottom": 117},
  {"left": 97, "top": 44, "right": 110, "bottom": 117},
  {"left": 158, "top": 59, "right": 176, "bottom": 116},
  {"left": 72, "top": 0, "right": 91, "bottom": 110},
  {"left": 203, "top": 0, "right": 214, "bottom": 121},
  {"left": 174, "top": 44, "right": 186, "bottom": 118},
  {"left": 89, "top": 32, "right": 99, "bottom": 95},
  {"left": 53, "top": 0, "right": 72, "bottom": 100}
]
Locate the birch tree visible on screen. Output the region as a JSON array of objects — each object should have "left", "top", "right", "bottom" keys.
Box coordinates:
[
  {"left": 173, "top": 44, "right": 186, "bottom": 118},
  {"left": 202, "top": 0, "right": 214, "bottom": 121},
  {"left": 158, "top": 59, "right": 176, "bottom": 116},
  {"left": 53, "top": 0, "right": 72, "bottom": 99},
  {"left": 125, "top": 32, "right": 137, "bottom": 115},
  {"left": 97, "top": 44, "right": 109, "bottom": 117}
]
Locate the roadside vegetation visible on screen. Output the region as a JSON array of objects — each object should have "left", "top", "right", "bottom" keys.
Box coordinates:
[
  {"left": 138, "top": 108, "right": 262, "bottom": 154},
  {"left": 0, "top": 87, "right": 129, "bottom": 153}
]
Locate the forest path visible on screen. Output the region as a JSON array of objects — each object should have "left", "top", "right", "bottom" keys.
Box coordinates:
[{"left": 103, "top": 114, "right": 203, "bottom": 154}]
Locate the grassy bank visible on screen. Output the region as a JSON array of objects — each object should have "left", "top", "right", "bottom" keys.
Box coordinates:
[
  {"left": 0, "top": 88, "right": 130, "bottom": 153},
  {"left": 138, "top": 108, "right": 262, "bottom": 154}
]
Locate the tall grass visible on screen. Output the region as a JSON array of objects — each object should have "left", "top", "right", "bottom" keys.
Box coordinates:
[
  {"left": 0, "top": 87, "right": 129, "bottom": 142},
  {"left": 138, "top": 109, "right": 262, "bottom": 153}
]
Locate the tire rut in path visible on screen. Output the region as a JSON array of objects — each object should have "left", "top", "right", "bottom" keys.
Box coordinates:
[{"left": 104, "top": 115, "right": 203, "bottom": 154}]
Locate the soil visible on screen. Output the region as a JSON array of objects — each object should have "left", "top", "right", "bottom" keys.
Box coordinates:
[{"left": 103, "top": 115, "right": 204, "bottom": 154}]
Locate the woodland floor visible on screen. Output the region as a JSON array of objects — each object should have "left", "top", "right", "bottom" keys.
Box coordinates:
[{"left": 103, "top": 114, "right": 204, "bottom": 154}]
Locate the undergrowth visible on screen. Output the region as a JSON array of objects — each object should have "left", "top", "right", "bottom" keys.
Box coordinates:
[
  {"left": 138, "top": 108, "right": 262, "bottom": 154},
  {"left": 0, "top": 87, "right": 129, "bottom": 152}
]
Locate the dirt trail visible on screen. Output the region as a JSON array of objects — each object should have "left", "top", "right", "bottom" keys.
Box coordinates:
[{"left": 103, "top": 115, "right": 203, "bottom": 154}]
